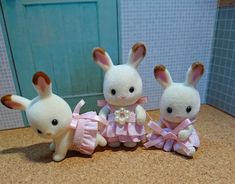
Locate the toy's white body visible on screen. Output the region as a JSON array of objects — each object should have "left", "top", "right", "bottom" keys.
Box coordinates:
[
  {"left": 1, "top": 72, "right": 106, "bottom": 161},
  {"left": 92, "top": 43, "right": 147, "bottom": 147},
  {"left": 150, "top": 62, "right": 204, "bottom": 156}
]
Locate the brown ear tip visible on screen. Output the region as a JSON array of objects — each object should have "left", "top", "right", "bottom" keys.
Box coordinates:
[
  {"left": 92, "top": 47, "right": 106, "bottom": 60},
  {"left": 1, "top": 94, "right": 12, "bottom": 107},
  {"left": 132, "top": 43, "right": 146, "bottom": 56},
  {"left": 192, "top": 62, "right": 204, "bottom": 74},
  {"left": 154, "top": 65, "right": 166, "bottom": 72},
  {"left": 32, "top": 72, "right": 51, "bottom": 85},
  {"left": 153, "top": 65, "right": 166, "bottom": 78}
]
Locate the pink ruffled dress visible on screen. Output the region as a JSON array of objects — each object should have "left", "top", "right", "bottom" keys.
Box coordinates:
[
  {"left": 144, "top": 117, "right": 200, "bottom": 156},
  {"left": 69, "top": 100, "right": 106, "bottom": 155},
  {"left": 98, "top": 97, "right": 147, "bottom": 143}
]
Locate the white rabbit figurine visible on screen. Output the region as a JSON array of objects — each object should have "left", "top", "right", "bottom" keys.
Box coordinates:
[
  {"left": 92, "top": 43, "right": 147, "bottom": 148},
  {"left": 1, "top": 72, "right": 107, "bottom": 161},
  {"left": 144, "top": 62, "right": 204, "bottom": 157}
]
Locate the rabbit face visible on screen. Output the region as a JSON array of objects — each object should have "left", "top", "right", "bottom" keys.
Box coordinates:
[
  {"left": 103, "top": 65, "right": 143, "bottom": 106},
  {"left": 160, "top": 83, "right": 200, "bottom": 123},
  {"left": 154, "top": 63, "right": 204, "bottom": 124},
  {"left": 92, "top": 43, "right": 146, "bottom": 107},
  {"left": 1, "top": 72, "right": 72, "bottom": 139},
  {"left": 26, "top": 95, "right": 72, "bottom": 139}
]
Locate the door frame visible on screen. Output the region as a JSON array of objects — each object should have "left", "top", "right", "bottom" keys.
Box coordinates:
[{"left": 117, "top": 0, "right": 122, "bottom": 64}]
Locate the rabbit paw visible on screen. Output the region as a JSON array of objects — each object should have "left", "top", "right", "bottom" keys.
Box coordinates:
[
  {"left": 109, "top": 142, "right": 121, "bottom": 147},
  {"left": 124, "top": 142, "right": 137, "bottom": 148},
  {"left": 136, "top": 113, "right": 146, "bottom": 125},
  {"left": 96, "top": 133, "right": 107, "bottom": 147},
  {"left": 53, "top": 153, "right": 66, "bottom": 162},
  {"left": 176, "top": 147, "right": 196, "bottom": 157},
  {"left": 49, "top": 142, "right": 55, "bottom": 151},
  {"left": 178, "top": 130, "right": 190, "bottom": 141}
]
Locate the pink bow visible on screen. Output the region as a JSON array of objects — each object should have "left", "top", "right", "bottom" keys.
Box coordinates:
[
  {"left": 70, "top": 99, "right": 107, "bottom": 129},
  {"left": 135, "top": 96, "right": 148, "bottom": 105},
  {"left": 145, "top": 120, "right": 192, "bottom": 155}
]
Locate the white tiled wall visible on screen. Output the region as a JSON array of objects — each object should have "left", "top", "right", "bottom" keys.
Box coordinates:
[
  {"left": 0, "top": 24, "right": 24, "bottom": 130},
  {"left": 120, "top": 0, "right": 217, "bottom": 110},
  {"left": 207, "top": 6, "right": 235, "bottom": 116}
]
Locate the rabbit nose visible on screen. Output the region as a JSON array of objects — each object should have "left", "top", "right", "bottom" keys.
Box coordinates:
[
  {"left": 120, "top": 96, "right": 126, "bottom": 100},
  {"left": 46, "top": 133, "right": 52, "bottom": 136},
  {"left": 176, "top": 116, "right": 182, "bottom": 119}
]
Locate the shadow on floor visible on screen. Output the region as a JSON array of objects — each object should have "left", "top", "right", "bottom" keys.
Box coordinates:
[
  {"left": 95, "top": 143, "right": 139, "bottom": 152},
  {"left": 0, "top": 142, "right": 94, "bottom": 163},
  {"left": 1, "top": 142, "right": 193, "bottom": 163},
  {"left": 1, "top": 143, "right": 53, "bottom": 163}
]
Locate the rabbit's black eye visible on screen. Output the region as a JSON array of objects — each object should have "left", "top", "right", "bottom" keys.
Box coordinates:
[
  {"left": 111, "top": 89, "right": 116, "bottom": 95},
  {"left": 167, "top": 107, "right": 173, "bottom": 113},
  {"left": 37, "top": 129, "right": 42, "bottom": 134},
  {"left": 186, "top": 106, "right": 192, "bottom": 113},
  {"left": 51, "top": 119, "right": 58, "bottom": 126},
  {"left": 129, "top": 87, "right": 135, "bottom": 93}
]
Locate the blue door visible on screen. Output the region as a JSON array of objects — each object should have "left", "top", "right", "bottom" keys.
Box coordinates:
[{"left": 1, "top": 0, "right": 119, "bottom": 112}]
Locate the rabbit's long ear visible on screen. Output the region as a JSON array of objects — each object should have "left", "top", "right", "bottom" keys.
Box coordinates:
[
  {"left": 32, "top": 72, "right": 52, "bottom": 97},
  {"left": 127, "top": 42, "right": 146, "bottom": 68},
  {"left": 92, "top": 47, "right": 113, "bottom": 71},
  {"left": 1, "top": 94, "right": 30, "bottom": 110},
  {"left": 185, "top": 62, "right": 204, "bottom": 87},
  {"left": 154, "top": 65, "right": 173, "bottom": 88}
]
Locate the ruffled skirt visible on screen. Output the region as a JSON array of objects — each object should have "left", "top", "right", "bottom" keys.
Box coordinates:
[
  {"left": 146, "top": 128, "right": 200, "bottom": 151},
  {"left": 101, "top": 113, "right": 145, "bottom": 143},
  {"left": 70, "top": 120, "right": 98, "bottom": 155}
]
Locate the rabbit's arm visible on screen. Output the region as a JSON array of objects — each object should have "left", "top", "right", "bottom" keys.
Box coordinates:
[
  {"left": 178, "top": 125, "right": 194, "bottom": 141},
  {"left": 49, "top": 141, "right": 55, "bottom": 151},
  {"left": 135, "top": 105, "right": 146, "bottom": 125},
  {"left": 53, "top": 130, "right": 73, "bottom": 161},
  {"left": 99, "top": 105, "right": 109, "bottom": 120},
  {"left": 158, "top": 120, "right": 165, "bottom": 128}
]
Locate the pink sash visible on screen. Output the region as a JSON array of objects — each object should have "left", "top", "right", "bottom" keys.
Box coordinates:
[
  {"left": 144, "top": 118, "right": 195, "bottom": 155},
  {"left": 70, "top": 99, "right": 107, "bottom": 129}
]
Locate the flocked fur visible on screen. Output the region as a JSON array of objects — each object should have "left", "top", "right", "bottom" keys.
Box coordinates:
[
  {"left": 1, "top": 72, "right": 107, "bottom": 161},
  {"left": 92, "top": 43, "right": 147, "bottom": 148},
  {"left": 145, "top": 62, "right": 204, "bottom": 157}
]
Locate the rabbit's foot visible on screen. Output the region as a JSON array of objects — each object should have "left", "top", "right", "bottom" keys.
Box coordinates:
[
  {"left": 53, "top": 153, "right": 66, "bottom": 162},
  {"left": 124, "top": 142, "right": 137, "bottom": 148},
  {"left": 49, "top": 142, "right": 55, "bottom": 151},
  {"left": 175, "top": 146, "right": 196, "bottom": 157},
  {"left": 109, "top": 142, "right": 121, "bottom": 147},
  {"left": 96, "top": 133, "right": 107, "bottom": 147}
]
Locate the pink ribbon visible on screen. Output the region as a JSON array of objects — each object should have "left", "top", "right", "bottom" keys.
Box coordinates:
[
  {"left": 144, "top": 118, "right": 194, "bottom": 155},
  {"left": 135, "top": 96, "right": 148, "bottom": 105},
  {"left": 97, "top": 99, "right": 107, "bottom": 107},
  {"left": 70, "top": 99, "right": 107, "bottom": 129}
]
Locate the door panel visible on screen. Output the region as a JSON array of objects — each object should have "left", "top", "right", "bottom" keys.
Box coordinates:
[{"left": 1, "top": 0, "right": 118, "bottom": 113}]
